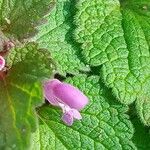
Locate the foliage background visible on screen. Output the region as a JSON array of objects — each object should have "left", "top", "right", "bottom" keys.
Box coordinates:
[{"left": 0, "top": 0, "right": 150, "bottom": 149}]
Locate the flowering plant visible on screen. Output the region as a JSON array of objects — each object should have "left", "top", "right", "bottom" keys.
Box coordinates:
[{"left": 0, "top": 0, "right": 150, "bottom": 149}]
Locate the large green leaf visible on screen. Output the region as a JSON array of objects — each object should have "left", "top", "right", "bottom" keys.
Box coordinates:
[
  {"left": 0, "top": 0, "right": 55, "bottom": 40},
  {"left": 33, "top": 75, "right": 136, "bottom": 150},
  {"left": 0, "top": 43, "right": 53, "bottom": 149},
  {"left": 0, "top": 80, "right": 42, "bottom": 150},
  {"left": 74, "top": 0, "right": 150, "bottom": 126},
  {"left": 34, "top": 0, "right": 88, "bottom": 75},
  {"left": 121, "top": 1, "right": 150, "bottom": 126}
]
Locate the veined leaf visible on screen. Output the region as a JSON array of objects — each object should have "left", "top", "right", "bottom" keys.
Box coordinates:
[
  {"left": 74, "top": 0, "right": 150, "bottom": 125},
  {"left": 34, "top": 0, "right": 88, "bottom": 75},
  {"left": 0, "top": 43, "right": 53, "bottom": 149},
  {"left": 0, "top": 80, "right": 42, "bottom": 149},
  {"left": 6, "top": 43, "right": 54, "bottom": 80}
]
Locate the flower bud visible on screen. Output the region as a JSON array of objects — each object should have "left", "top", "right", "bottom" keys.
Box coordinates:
[
  {"left": 0, "top": 56, "right": 5, "bottom": 71},
  {"left": 43, "top": 79, "right": 89, "bottom": 125}
]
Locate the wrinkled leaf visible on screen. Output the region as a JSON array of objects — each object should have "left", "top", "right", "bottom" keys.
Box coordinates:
[
  {"left": 34, "top": 0, "right": 88, "bottom": 75},
  {"left": 74, "top": 0, "right": 150, "bottom": 126}
]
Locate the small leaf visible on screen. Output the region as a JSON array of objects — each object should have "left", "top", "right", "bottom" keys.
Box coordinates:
[
  {"left": 0, "top": 0, "right": 55, "bottom": 40},
  {"left": 6, "top": 43, "right": 54, "bottom": 81}
]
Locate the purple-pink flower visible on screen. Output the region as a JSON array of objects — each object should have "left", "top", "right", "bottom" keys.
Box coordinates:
[
  {"left": 0, "top": 56, "right": 5, "bottom": 71},
  {"left": 43, "top": 79, "right": 89, "bottom": 126}
]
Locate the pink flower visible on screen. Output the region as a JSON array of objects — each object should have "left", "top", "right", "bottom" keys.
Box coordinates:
[
  {"left": 43, "top": 79, "right": 89, "bottom": 126},
  {"left": 0, "top": 56, "right": 5, "bottom": 71}
]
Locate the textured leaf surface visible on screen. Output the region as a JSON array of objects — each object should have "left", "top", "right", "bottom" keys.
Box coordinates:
[
  {"left": 0, "top": 80, "right": 42, "bottom": 150},
  {"left": 34, "top": 75, "right": 136, "bottom": 150},
  {"left": 74, "top": 0, "right": 150, "bottom": 125},
  {"left": 0, "top": 43, "right": 53, "bottom": 149},
  {"left": 0, "top": 0, "right": 55, "bottom": 40},
  {"left": 6, "top": 43, "right": 54, "bottom": 80},
  {"left": 121, "top": 1, "right": 150, "bottom": 126},
  {"left": 34, "top": 0, "right": 88, "bottom": 75}
]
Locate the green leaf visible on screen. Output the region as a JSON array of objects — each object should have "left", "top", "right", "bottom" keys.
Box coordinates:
[
  {"left": 74, "top": 0, "right": 150, "bottom": 125},
  {"left": 0, "top": 43, "right": 53, "bottom": 149},
  {"left": 34, "top": 75, "right": 136, "bottom": 150},
  {"left": 0, "top": 0, "right": 55, "bottom": 40},
  {"left": 6, "top": 43, "right": 54, "bottom": 81},
  {"left": 74, "top": 0, "right": 132, "bottom": 103},
  {"left": 34, "top": 0, "right": 88, "bottom": 75},
  {"left": 0, "top": 80, "right": 42, "bottom": 150},
  {"left": 121, "top": 3, "right": 150, "bottom": 125},
  {"left": 132, "top": 116, "right": 150, "bottom": 150},
  {"left": 121, "top": 0, "right": 150, "bottom": 126},
  {"left": 0, "top": 30, "right": 9, "bottom": 52}
]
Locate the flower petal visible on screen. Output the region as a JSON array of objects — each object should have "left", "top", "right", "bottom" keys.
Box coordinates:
[
  {"left": 62, "top": 111, "right": 74, "bottom": 126},
  {"left": 53, "top": 81, "right": 89, "bottom": 110},
  {"left": 72, "top": 109, "right": 82, "bottom": 120},
  {"left": 43, "top": 79, "right": 61, "bottom": 106}
]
